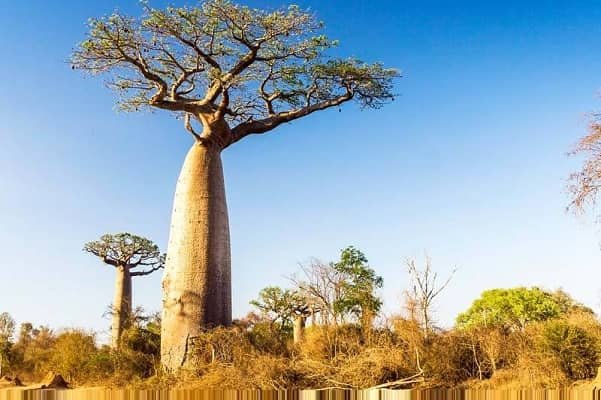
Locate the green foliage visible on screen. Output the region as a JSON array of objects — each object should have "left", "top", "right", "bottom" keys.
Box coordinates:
[
  {"left": 71, "top": 0, "right": 398, "bottom": 134},
  {"left": 333, "top": 246, "right": 383, "bottom": 325},
  {"left": 542, "top": 320, "right": 599, "bottom": 380},
  {"left": 456, "top": 287, "right": 564, "bottom": 330},
  {"left": 250, "top": 286, "right": 309, "bottom": 334},
  {"left": 83, "top": 233, "right": 164, "bottom": 270},
  {"left": 250, "top": 287, "right": 296, "bottom": 331},
  {"left": 109, "top": 311, "right": 162, "bottom": 382}
]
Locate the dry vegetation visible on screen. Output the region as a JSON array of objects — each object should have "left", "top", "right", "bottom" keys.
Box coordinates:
[
  {"left": 2, "top": 309, "right": 600, "bottom": 390},
  {"left": 2, "top": 257, "right": 601, "bottom": 390}
]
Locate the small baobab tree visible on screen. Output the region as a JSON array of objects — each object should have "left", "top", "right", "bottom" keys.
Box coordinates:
[
  {"left": 251, "top": 286, "right": 314, "bottom": 344},
  {"left": 290, "top": 299, "right": 315, "bottom": 345},
  {"left": 71, "top": 0, "right": 398, "bottom": 370},
  {"left": 84, "top": 233, "right": 164, "bottom": 348}
]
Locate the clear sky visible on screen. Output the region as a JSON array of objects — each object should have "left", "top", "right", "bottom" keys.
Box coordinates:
[{"left": 2, "top": 0, "right": 601, "bottom": 342}]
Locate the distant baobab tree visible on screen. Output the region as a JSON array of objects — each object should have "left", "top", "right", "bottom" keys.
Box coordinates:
[
  {"left": 72, "top": 0, "right": 398, "bottom": 371},
  {"left": 84, "top": 233, "right": 164, "bottom": 349},
  {"left": 251, "top": 286, "right": 314, "bottom": 344}
]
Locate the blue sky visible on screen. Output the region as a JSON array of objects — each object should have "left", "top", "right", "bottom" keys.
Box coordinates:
[{"left": 1, "top": 0, "right": 601, "bottom": 342}]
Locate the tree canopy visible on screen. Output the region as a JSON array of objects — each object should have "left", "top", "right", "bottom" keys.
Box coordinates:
[
  {"left": 83, "top": 233, "right": 164, "bottom": 275},
  {"left": 250, "top": 286, "right": 311, "bottom": 331},
  {"left": 71, "top": 0, "right": 398, "bottom": 147},
  {"left": 456, "top": 287, "right": 589, "bottom": 330},
  {"left": 332, "top": 246, "right": 383, "bottom": 323}
]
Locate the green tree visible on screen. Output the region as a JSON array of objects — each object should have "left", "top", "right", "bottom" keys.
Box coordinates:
[
  {"left": 84, "top": 233, "right": 164, "bottom": 349},
  {"left": 251, "top": 286, "right": 296, "bottom": 330},
  {"left": 456, "top": 287, "right": 563, "bottom": 330},
  {"left": 72, "top": 0, "right": 398, "bottom": 371},
  {"left": 333, "top": 246, "right": 383, "bottom": 331},
  {"left": 251, "top": 286, "right": 313, "bottom": 344}
]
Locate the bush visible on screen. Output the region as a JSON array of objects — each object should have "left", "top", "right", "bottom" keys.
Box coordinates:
[
  {"left": 246, "top": 322, "right": 290, "bottom": 356},
  {"left": 424, "top": 330, "right": 482, "bottom": 386},
  {"left": 542, "top": 320, "right": 599, "bottom": 380},
  {"left": 107, "top": 316, "right": 163, "bottom": 385}
]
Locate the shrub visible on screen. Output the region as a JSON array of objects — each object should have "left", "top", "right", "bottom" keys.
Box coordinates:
[
  {"left": 246, "top": 322, "right": 290, "bottom": 356},
  {"left": 46, "top": 330, "right": 98, "bottom": 384},
  {"left": 542, "top": 320, "right": 599, "bottom": 380}
]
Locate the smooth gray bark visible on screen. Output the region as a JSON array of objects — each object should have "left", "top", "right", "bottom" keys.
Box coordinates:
[
  {"left": 161, "top": 143, "right": 232, "bottom": 371},
  {"left": 111, "top": 266, "right": 132, "bottom": 349}
]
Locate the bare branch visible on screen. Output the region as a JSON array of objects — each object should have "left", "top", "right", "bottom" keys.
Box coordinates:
[
  {"left": 131, "top": 263, "right": 165, "bottom": 277},
  {"left": 184, "top": 113, "right": 204, "bottom": 143}
]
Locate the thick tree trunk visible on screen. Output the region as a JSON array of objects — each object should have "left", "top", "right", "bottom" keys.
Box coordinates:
[
  {"left": 293, "top": 316, "right": 306, "bottom": 344},
  {"left": 161, "top": 143, "right": 231, "bottom": 371},
  {"left": 111, "top": 266, "right": 132, "bottom": 349}
]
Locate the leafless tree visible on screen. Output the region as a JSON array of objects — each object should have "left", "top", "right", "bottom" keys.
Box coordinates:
[
  {"left": 404, "top": 255, "right": 456, "bottom": 338},
  {"left": 568, "top": 119, "right": 601, "bottom": 217},
  {"left": 291, "top": 259, "right": 346, "bottom": 326}
]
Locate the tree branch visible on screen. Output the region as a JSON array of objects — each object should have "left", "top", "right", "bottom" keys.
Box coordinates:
[
  {"left": 103, "top": 257, "right": 118, "bottom": 267},
  {"left": 229, "top": 91, "right": 352, "bottom": 145},
  {"left": 131, "top": 264, "right": 164, "bottom": 277},
  {"left": 184, "top": 113, "right": 204, "bottom": 143}
]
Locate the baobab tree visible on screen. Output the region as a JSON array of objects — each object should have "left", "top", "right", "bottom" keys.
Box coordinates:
[
  {"left": 72, "top": 0, "right": 398, "bottom": 371},
  {"left": 251, "top": 286, "right": 314, "bottom": 344},
  {"left": 84, "top": 233, "right": 164, "bottom": 349}
]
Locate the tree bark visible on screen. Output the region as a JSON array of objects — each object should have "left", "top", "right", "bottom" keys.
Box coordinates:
[
  {"left": 161, "top": 142, "right": 231, "bottom": 371},
  {"left": 111, "top": 265, "right": 132, "bottom": 349},
  {"left": 293, "top": 316, "right": 306, "bottom": 344}
]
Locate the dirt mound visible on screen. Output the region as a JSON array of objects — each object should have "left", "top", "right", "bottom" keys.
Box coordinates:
[
  {"left": 41, "top": 373, "right": 69, "bottom": 389},
  {"left": 0, "top": 375, "right": 24, "bottom": 387}
]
